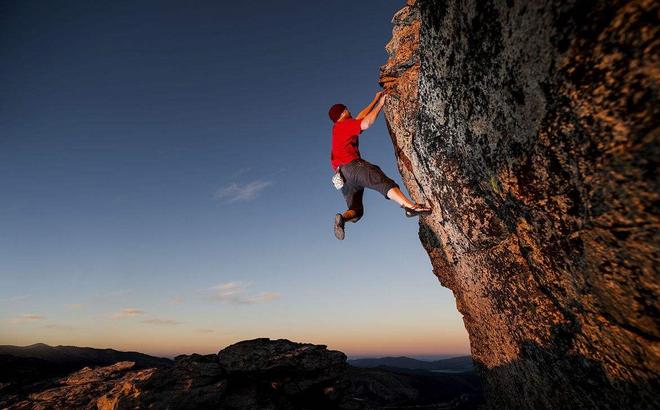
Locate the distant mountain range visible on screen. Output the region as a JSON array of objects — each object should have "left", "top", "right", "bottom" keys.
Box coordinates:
[
  {"left": 0, "top": 343, "right": 171, "bottom": 386},
  {"left": 0, "top": 343, "right": 171, "bottom": 367},
  {"left": 0, "top": 344, "right": 473, "bottom": 376},
  {"left": 348, "top": 355, "right": 474, "bottom": 372}
]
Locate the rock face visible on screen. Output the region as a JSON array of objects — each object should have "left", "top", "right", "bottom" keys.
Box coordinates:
[
  {"left": 1, "top": 338, "right": 484, "bottom": 409},
  {"left": 380, "top": 0, "right": 659, "bottom": 408}
]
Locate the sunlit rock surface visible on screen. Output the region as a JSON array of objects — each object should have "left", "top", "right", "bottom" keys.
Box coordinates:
[{"left": 380, "top": 0, "right": 659, "bottom": 408}]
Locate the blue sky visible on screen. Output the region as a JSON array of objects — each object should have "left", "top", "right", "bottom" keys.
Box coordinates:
[{"left": 0, "top": 0, "right": 469, "bottom": 358}]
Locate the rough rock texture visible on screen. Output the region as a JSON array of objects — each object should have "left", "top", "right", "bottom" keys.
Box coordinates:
[
  {"left": 380, "top": 0, "right": 659, "bottom": 408},
  {"left": 7, "top": 361, "right": 155, "bottom": 410},
  {"left": 1, "top": 338, "right": 483, "bottom": 409},
  {"left": 217, "top": 338, "right": 347, "bottom": 375}
]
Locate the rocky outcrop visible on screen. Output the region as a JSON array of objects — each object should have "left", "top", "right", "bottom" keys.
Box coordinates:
[
  {"left": 1, "top": 338, "right": 483, "bottom": 409},
  {"left": 380, "top": 0, "right": 659, "bottom": 408},
  {"left": 7, "top": 362, "right": 155, "bottom": 410},
  {"left": 217, "top": 338, "right": 347, "bottom": 375}
]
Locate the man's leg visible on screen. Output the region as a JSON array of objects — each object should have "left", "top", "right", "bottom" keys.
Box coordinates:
[
  {"left": 335, "top": 182, "right": 363, "bottom": 240},
  {"left": 342, "top": 189, "right": 364, "bottom": 223},
  {"left": 357, "top": 160, "right": 431, "bottom": 214},
  {"left": 355, "top": 161, "right": 414, "bottom": 207},
  {"left": 341, "top": 189, "right": 364, "bottom": 223},
  {"left": 386, "top": 187, "right": 415, "bottom": 208}
]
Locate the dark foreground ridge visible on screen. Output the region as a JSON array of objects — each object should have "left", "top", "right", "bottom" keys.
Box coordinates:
[
  {"left": 1, "top": 338, "right": 483, "bottom": 409},
  {"left": 380, "top": 0, "right": 658, "bottom": 409}
]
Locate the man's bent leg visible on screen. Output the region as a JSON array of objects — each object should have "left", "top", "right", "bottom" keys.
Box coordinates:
[
  {"left": 356, "top": 161, "right": 411, "bottom": 208},
  {"left": 386, "top": 187, "right": 415, "bottom": 208},
  {"left": 388, "top": 187, "right": 432, "bottom": 216},
  {"left": 347, "top": 160, "right": 429, "bottom": 215},
  {"left": 342, "top": 188, "right": 364, "bottom": 223}
]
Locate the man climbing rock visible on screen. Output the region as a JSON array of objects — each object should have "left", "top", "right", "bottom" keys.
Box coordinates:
[{"left": 329, "top": 91, "right": 431, "bottom": 240}]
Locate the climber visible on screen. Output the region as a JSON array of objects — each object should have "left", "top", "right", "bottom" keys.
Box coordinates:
[{"left": 329, "top": 91, "right": 431, "bottom": 240}]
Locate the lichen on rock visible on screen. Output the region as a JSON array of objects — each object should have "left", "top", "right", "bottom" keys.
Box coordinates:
[{"left": 380, "top": 0, "right": 659, "bottom": 408}]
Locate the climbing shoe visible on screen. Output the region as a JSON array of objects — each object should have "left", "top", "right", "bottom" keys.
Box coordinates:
[
  {"left": 402, "top": 203, "right": 432, "bottom": 217},
  {"left": 334, "top": 213, "right": 345, "bottom": 240}
]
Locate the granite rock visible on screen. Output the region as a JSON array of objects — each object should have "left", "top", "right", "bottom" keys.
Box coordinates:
[{"left": 380, "top": 1, "right": 659, "bottom": 408}]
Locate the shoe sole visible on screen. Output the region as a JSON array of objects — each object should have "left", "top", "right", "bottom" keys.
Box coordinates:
[
  {"left": 334, "top": 214, "right": 345, "bottom": 240},
  {"left": 405, "top": 209, "right": 432, "bottom": 218}
]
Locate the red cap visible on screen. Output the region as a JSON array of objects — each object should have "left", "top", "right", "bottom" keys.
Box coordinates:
[{"left": 328, "top": 104, "right": 346, "bottom": 122}]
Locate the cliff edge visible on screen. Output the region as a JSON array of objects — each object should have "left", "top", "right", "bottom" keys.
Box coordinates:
[{"left": 379, "top": 0, "right": 659, "bottom": 408}]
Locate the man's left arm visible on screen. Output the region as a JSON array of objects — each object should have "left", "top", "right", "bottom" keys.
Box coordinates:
[{"left": 355, "top": 91, "right": 383, "bottom": 120}]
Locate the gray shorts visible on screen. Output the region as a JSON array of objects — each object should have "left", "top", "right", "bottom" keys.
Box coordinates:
[{"left": 339, "top": 159, "right": 399, "bottom": 217}]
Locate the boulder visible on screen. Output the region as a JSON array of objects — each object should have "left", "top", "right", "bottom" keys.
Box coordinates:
[{"left": 217, "top": 338, "right": 347, "bottom": 375}]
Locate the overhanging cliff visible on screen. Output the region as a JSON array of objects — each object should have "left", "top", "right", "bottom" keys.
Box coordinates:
[{"left": 379, "top": 0, "right": 659, "bottom": 408}]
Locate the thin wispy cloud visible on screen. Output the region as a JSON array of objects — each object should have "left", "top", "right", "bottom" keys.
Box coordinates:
[
  {"left": 243, "top": 292, "right": 280, "bottom": 304},
  {"left": 66, "top": 303, "right": 85, "bottom": 310},
  {"left": 208, "top": 281, "right": 280, "bottom": 304},
  {"left": 142, "top": 318, "right": 181, "bottom": 326},
  {"left": 214, "top": 180, "right": 273, "bottom": 203},
  {"left": 9, "top": 313, "right": 45, "bottom": 324},
  {"left": 196, "top": 328, "right": 215, "bottom": 334},
  {"left": 168, "top": 297, "right": 184, "bottom": 305},
  {"left": 111, "top": 308, "right": 145, "bottom": 319}
]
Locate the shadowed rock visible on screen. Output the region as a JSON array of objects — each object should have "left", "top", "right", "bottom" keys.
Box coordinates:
[
  {"left": 218, "top": 338, "right": 347, "bottom": 374},
  {"left": 380, "top": 0, "right": 659, "bottom": 409}
]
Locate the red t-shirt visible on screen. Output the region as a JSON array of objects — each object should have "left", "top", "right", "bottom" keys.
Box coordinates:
[{"left": 330, "top": 118, "right": 363, "bottom": 171}]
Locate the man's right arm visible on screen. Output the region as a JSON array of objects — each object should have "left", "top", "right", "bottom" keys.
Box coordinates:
[
  {"left": 356, "top": 91, "right": 382, "bottom": 120},
  {"left": 360, "top": 94, "right": 386, "bottom": 131}
]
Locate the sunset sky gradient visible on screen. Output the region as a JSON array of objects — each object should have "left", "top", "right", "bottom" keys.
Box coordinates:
[{"left": 0, "top": 0, "right": 469, "bottom": 358}]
